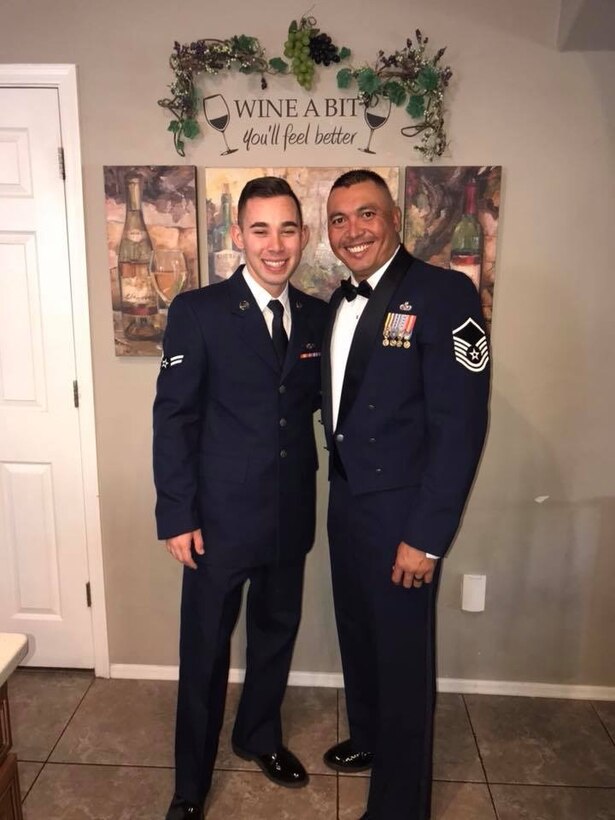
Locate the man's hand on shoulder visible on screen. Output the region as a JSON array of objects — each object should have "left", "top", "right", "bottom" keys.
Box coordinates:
[
  {"left": 165, "top": 529, "right": 204, "bottom": 569},
  {"left": 392, "top": 542, "right": 436, "bottom": 589}
]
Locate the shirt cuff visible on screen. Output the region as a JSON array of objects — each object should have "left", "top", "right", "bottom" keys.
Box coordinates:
[{"left": 426, "top": 553, "right": 439, "bottom": 560}]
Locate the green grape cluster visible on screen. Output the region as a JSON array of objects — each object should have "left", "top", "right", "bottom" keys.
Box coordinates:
[{"left": 283, "top": 21, "right": 316, "bottom": 90}]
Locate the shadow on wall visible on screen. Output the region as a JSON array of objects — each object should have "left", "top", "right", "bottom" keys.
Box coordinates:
[
  {"left": 438, "top": 272, "right": 615, "bottom": 686},
  {"left": 438, "top": 368, "right": 578, "bottom": 684}
]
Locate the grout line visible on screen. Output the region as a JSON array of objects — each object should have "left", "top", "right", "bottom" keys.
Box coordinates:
[
  {"left": 461, "top": 694, "right": 490, "bottom": 784},
  {"left": 42, "top": 673, "right": 97, "bottom": 766},
  {"left": 484, "top": 782, "right": 615, "bottom": 791},
  {"left": 590, "top": 701, "right": 615, "bottom": 748},
  {"left": 485, "top": 782, "right": 501, "bottom": 820},
  {"left": 19, "top": 761, "right": 44, "bottom": 804},
  {"left": 24, "top": 758, "right": 615, "bottom": 790},
  {"left": 23, "top": 759, "right": 174, "bottom": 771},
  {"left": 18, "top": 671, "right": 96, "bottom": 804},
  {"left": 461, "top": 693, "right": 500, "bottom": 818},
  {"left": 27, "top": 757, "right": 342, "bottom": 776}
]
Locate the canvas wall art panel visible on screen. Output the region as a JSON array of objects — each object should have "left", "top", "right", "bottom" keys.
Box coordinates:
[
  {"left": 204, "top": 166, "right": 399, "bottom": 302},
  {"left": 105, "top": 165, "right": 199, "bottom": 356},
  {"left": 403, "top": 166, "right": 501, "bottom": 332}
]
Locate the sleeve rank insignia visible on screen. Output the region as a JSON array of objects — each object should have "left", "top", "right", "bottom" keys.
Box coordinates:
[
  {"left": 452, "top": 318, "right": 489, "bottom": 372},
  {"left": 160, "top": 354, "right": 184, "bottom": 370}
]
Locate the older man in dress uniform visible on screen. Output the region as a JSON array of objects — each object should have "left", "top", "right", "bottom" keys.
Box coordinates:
[{"left": 321, "top": 170, "right": 490, "bottom": 820}]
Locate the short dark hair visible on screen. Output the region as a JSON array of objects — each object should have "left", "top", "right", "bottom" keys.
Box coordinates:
[
  {"left": 330, "top": 169, "right": 392, "bottom": 195},
  {"left": 237, "top": 176, "right": 303, "bottom": 226}
]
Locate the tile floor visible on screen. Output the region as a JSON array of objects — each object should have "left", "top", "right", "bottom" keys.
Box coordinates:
[{"left": 7, "top": 669, "right": 615, "bottom": 819}]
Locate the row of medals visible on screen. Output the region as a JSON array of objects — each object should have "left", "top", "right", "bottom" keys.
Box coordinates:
[{"left": 383, "top": 313, "right": 415, "bottom": 348}]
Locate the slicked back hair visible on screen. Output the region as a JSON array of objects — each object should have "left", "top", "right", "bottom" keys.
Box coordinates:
[{"left": 237, "top": 176, "right": 303, "bottom": 226}]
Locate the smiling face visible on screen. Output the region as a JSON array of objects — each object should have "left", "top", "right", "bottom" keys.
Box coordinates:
[
  {"left": 231, "top": 195, "right": 309, "bottom": 297},
  {"left": 327, "top": 180, "right": 401, "bottom": 281}
]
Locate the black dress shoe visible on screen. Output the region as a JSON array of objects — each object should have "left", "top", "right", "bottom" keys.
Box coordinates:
[
  {"left": 323, "top": 738, "right": 373, "bottom": 772},
  {"left": 165, "top": 793, "right": 203, "bottom": 819},
  {"left": 232, "top": 743, "right": 308, "bottom": 788}
]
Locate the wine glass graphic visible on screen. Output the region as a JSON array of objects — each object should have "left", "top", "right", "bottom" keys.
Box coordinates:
[
  {"left": 203, "top": 94, "right": 238, "bottom": 155},
  {"left": 149, "top": 249, "right": 187, "bottom": 313},
  {"left": 359, "top": 95, "right": 392, "bottom": 154}
]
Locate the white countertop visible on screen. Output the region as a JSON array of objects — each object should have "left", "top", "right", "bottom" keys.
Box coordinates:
[{"left": 0, "top": 633, "right": 28, "bottom": 687}]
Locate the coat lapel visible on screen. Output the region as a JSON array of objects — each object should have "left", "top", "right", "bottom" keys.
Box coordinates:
[
  {"left": 337, "top": 247, "right": 414, "bottom": 428},
  {"left": 321, "top": 288, "right": 344, "bottom": 438},
  {"left": 282, "top": 285, "right": 309, "bottom": 379},
  {"left": 228, "top": 268, "right": 279, "bottom": 372}
]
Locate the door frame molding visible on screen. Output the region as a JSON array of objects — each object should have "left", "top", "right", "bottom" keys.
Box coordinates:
[{"left": 0, "top": 64, "right": 109, "bottom": 676}]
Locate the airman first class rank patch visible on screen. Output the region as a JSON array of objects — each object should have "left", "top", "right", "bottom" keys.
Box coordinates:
[
  {"left": 160, "top": 354, "right": 184, "bottom": 370},
  {"left": 452, "top": 318, "right": 489, "bottom": 372}
]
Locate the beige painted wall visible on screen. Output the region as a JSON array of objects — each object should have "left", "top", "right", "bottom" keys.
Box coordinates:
[{"left": 1, "top": 0, "right": 614, "bottom": 684}]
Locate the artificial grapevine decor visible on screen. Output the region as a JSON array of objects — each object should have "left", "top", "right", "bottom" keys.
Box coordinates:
[
  {"left": 282, "top": 17, "right": 350, "bottom": 90},
  {"left": 158, "top": 19, "right": 452, "bottom": 160}
]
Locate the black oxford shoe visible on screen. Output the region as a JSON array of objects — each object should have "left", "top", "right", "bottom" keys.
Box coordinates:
[
  {"left": 165, "top": 794, "right": 203, "bottom": 819},
  {"left": 323, "top": 738, "right": 373, "bottom": 772},
  {"left": 232, "top": 743, "right": 308, "bottom": 788}
]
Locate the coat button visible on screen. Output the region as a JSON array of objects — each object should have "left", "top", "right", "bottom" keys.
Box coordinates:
[
  {"left": 280, "top": 449, "right": 288, "bottom": 458},
  {"left": 369, "top": 437, "right": 376, "bottom": 444},
  {"left": 279, "top": 418, "right": 287, "bottom": 427},
  {"left": 335, "top": 433, "right": 344, "bottom": 442},
  {"left": 375, "top": 467, "right": 383, "bottom": 474},
  {"left": 368, "top": 403, "right": 375, "bottom": 410},
  {"left": 279, "top": 385, "right": 286, "bottom": 394}
]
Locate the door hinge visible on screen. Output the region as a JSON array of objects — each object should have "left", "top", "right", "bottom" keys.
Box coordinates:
[
  {"left": 58, "top": 147, "right": 66, "bottom": 180},
  {"left": 73, "top": 379, "right": 79, "bottom": 407},
  {"left": 86, "top": 582, "right": 92, "bottom": 608}
]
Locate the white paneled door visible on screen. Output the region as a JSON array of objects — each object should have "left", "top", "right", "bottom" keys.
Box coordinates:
[{"left": 0, "top": 87, "right": 94, "bottom": 667}]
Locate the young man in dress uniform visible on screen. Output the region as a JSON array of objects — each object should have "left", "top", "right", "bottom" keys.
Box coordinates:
[
  {"left": 321, "top": 170, "right": 490, "bottom": 820},
  {"left": 153, "top": 176, "right": 328, "bottom": 819}
]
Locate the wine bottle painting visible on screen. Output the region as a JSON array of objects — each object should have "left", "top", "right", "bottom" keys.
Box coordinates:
[
  {"left": 403, "top": 166, "right": 502, "bottom": 333},
  {"left": 104, "top": 165, "right": 200, "bottom": 356},
  {"left": 203, "top": 95, "right": 238, "bottom": 155},
  {"left": 204, "top": 166, "right": 399, "bottom": 299}
]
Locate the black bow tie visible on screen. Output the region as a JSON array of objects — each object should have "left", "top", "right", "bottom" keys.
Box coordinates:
[{"left": 340, "top": 278, "right": 373, "bottom": 301}]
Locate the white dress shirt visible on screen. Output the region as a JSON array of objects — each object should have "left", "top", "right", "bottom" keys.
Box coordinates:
[
  {"left": 330, "top": 249, "right": 400, "bottom": 430},
  {"left": 329, "top": 247, "right": 438, "bottom": 561},
  {"left": 242, "top": 267, "right": 291, "bottom": 339}
]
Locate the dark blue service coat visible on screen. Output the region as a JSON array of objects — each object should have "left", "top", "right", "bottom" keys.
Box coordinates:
[
  {"left": 153, "top": 267, "right": 328, "bottom": 566},
  {"left": 322, "top": 245, "right": 490, "bottom": 558}
]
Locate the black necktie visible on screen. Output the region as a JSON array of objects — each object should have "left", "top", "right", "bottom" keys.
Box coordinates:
[
  {"left": 268, "top": 299, "right": 288, "bottom": 365},
  {"left": 340, "top": 278, "right": 373, "bottom": 301}
]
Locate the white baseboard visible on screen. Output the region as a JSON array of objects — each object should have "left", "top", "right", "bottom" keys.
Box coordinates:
[
  {"left": 438, "top": 677, "right": 615, "bottom": 701},
  {"left": 110, "top": 664, "right": 180, "bottom": 681},
  {"left": 108, "top": 664, "right": 615, "bottom": 701}
]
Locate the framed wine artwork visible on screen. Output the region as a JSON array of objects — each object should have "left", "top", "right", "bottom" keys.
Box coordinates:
[
  {"left": 104, "top": 165, "right": 200, "bottom": 356},
  {"left": 403, "top": 166, "right": 502, "bottom": 333},
  {"left": 204, "top": 166, "right": 399, "bottom": 301}
]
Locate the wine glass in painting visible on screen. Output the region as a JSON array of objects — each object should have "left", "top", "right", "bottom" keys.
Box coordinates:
[
  {"left": 149, "top": 249, "right": 187, "bottom": 313},
  {"left": 359, "top": 95, "right": 391, "bottom": 154},
  {"left": 203, "top": 94, "right": 238, "bottom": 155}
]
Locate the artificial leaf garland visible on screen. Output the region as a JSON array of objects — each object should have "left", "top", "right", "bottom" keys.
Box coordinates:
[{"left": 158, "top": 20, "right": 452, "bottom": 160}]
